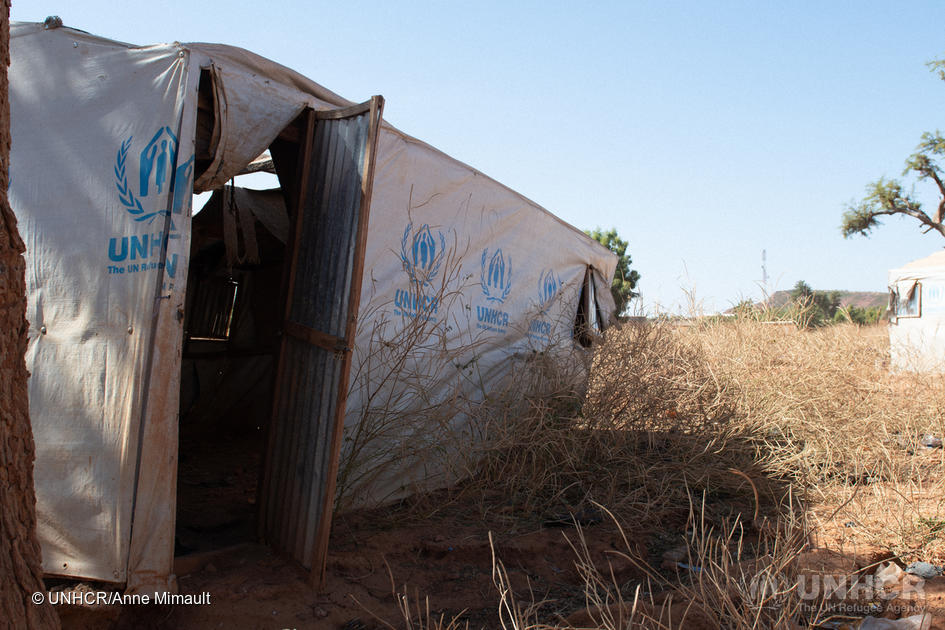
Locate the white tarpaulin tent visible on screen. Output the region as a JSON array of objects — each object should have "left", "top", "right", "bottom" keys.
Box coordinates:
[
  {"left": 888, "top": 250, "right": 945, "bottom": 371},
  {"left": 10, "top": 21, "right": 617, "bottom": 591}
]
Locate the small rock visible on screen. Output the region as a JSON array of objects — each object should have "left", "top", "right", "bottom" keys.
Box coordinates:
[
  {"left": 860, "top": 613, "right": 932, "bottom": 628},
  {"left": 205, "top": 563, "right": 218, "bottom": 573},
  {"left": 921, "top": 434, "right": 943, "bottom": 449},
  {"left": 906, "top": 561, "right": 942, "bottom": 579},
  {"left": 434, "top": 535, "right": 445, "bottom": 543},
  {"left": 314, "top": 607, "right": 328, "bottom": 618}
]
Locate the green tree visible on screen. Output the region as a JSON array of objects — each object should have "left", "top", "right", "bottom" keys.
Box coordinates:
[
  {"left": 787, "top": 280, "right": 841, "bottom": 327},
  {"left": 834, "top": 305, "right": 883, "bottom": 325},
  {"left": 732, "top": 298, "right": 757, "bottom": 318},
  {"left": 585, "top": 228, "right": 640, "bottom": 316},
  {"left": 789, "top": 279, "right": 814, "bottom": 300},
  {"left": 843, "top": 58, "right": 945, "bottom": 239}
]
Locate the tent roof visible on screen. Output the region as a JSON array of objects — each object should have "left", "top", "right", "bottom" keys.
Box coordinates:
[
  {"left": 11, "top": 20, "right": 614, "bottom": 262},
  {"left": 890, "top": 249, "right": 945, "bottom": 279}
]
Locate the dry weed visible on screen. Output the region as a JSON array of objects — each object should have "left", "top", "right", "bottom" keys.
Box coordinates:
[
  {"left": 470, "top": 319, "right": 775, "bottom": 528},
  {"left": 353, "top": 310, "right": 945, "bottom": 628},
  {"left": 687, "top": 318, "right": 945, "bottom": 563}
]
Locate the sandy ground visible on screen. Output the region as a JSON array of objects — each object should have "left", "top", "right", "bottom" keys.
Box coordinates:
[
  {"left": 54, "top": 503, "right": 652, "bottom": 630},
  {"left": 51, "top": 500, "right": 945, "bottom": 630},
  {"left": 50, "top": 432, "right": 945, "bottom": 630}
]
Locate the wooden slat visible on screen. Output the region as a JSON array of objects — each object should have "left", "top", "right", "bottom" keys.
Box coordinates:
[
  {"left": 283, "top": 320, "right": 347, "bottom": 354},
  {"left": 239, "top": 156, "right": 275, "bottom": 175},
  {"left": 314, "top": 101, "right": 373, "bottom": 120}
]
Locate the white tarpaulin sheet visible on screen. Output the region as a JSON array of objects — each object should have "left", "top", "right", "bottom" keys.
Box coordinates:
[
  {"left": 339, "top": 127, "right": 617, "bottom": 506},
  {"left": 11, "top": 23, "right": 198, "bottom": 587},
  {"left": 11, "top": 22, "right": 617, "bottom": 588}
]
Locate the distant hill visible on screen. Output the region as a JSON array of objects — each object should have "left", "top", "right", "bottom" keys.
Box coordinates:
[{"left": 762, "top": 290, "right": 887, "bottom": 310}]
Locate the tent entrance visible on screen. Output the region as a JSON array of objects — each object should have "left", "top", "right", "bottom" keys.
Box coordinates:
[
  {"left": 175, "top": 99, "right": 384, "bottom": 583},
  {"left": 176, "top": 185, "right": 289, "bottom": 557}
]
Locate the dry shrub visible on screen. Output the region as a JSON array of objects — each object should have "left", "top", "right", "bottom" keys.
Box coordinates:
[
  {"left": 481, "top": 495, "right": 811, "bottom": 630},
  {"left": 470, "top": 316, "right": 945, "bottom": 623},
  {"left": 583, "top": 320, "right": 734, "bottom": 431},
  {"left": 564, "top": 499, "right": 810, "bottom": 630},
  {"left": 369, "top": 316, "right": 945, "bottom": 628},
  {"left": 470, "top": 319, "right": 775, "bottom": 528},
  {"left": 357, "top": 312, "right": 945, "bottom": 630},
  {"left": 683, "top": 318, "right": 945, "bottom": 562}
]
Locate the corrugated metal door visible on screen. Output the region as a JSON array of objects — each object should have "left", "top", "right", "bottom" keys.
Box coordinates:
[{"left": 259, "top": 97, "right": 384, "bottom": 585}]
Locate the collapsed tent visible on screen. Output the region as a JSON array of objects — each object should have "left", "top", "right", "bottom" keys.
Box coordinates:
[
  {"left": 9, "top": 21, "right": 618, "bottom": 591},
  {"left": 888, "top": 250, "right": 945, "bottom": 372}
]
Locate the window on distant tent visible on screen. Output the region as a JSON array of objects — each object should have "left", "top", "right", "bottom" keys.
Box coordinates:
[{"left": 890, "top": 280, "right": 921, "bottom": 322}]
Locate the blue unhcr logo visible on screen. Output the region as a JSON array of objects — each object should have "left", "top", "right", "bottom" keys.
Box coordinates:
[
  {"left": 528, "top": 268, "right": 560, "bottom": 343},
  {"left": 139, "top": 127, "right": 177, "bottom": 198},
  {"left": 480, "top": 248, "right": 512, "bottom": 303},
  {"left": 108, "top": 126, "right": 195, "bottom": 283},
  {"left": 401, "top": 223, "right": 446, "bottom": 287},
  {"left": 537, "top": 268, "right": 562, "bottom": 312},
  {"left": 115, "top": 126, "right": 195, "bottom": 224}
]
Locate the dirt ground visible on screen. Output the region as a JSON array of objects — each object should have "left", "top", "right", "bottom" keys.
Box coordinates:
[
  {"left": 54, "top": 500, "right": 656, "bottom": 630},
  {"left": 49, "top": 495, "right": 945, "bottom": 630}
]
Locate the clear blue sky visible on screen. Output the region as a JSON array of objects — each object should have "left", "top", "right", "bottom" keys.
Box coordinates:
[{"left": 12, "top": 1, "right": 945, "bottom": 313}]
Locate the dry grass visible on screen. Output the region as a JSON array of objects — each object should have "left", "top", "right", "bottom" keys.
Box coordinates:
[
  {"left": 467, "top": 494, "right": 813, "bottom": 630},
  {"left": 687, "top": 319, "right": 945, "bottom": 563},
  {"left": 374, "top": 316, "right": 945, "bottom": 628},
  {"left": 469, "top": 320, "right": 771, "bottom": 528},
  {"left": 563, "top": 500, "right": 811, "bottom": 630}
]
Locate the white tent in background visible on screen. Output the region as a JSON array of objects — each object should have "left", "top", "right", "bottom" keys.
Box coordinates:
[
  {"left": 888, "top": 250, "right": 945, "bottom": 371},
  {"left": 10, "top": 22, "right": 617, "bottom": 591}
]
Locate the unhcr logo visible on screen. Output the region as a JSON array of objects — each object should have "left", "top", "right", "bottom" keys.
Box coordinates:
[
  {"left": 538, "top": 268, "right": 562, "bottom": 312},
  {"left": 480, "top": 248, "right": 512, "bottom": 303},
  {"left": 476, "top": 248, "right": 513, "bottom": 334},
  {"left": 393, "top": 289, "right": 439, "bottom": 321},
  {"left": 400, "top": 223, "right": 446, "bottom": 287},
  {"left": 115, "top": 126, "right": 195, "bottom": 224},
  {"left": 396, "top": 223, "right": 447, "bottom": 321},
  {"left": 108, "top": 126, "right": 195, "bottom": 282},
  {"left": 528, "top": 268, "right": 561, "bottom": 344}
]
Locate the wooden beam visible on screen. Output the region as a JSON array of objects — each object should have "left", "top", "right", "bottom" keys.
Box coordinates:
[
  {"left": 314, "top": 101, "right": 373, "bottom": 120},
  {"left": 283, "top": 320, "right": 347, "bottom": 354},
  {"left": 238, "top": 156, "right": 275, "bottom": 175}
]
